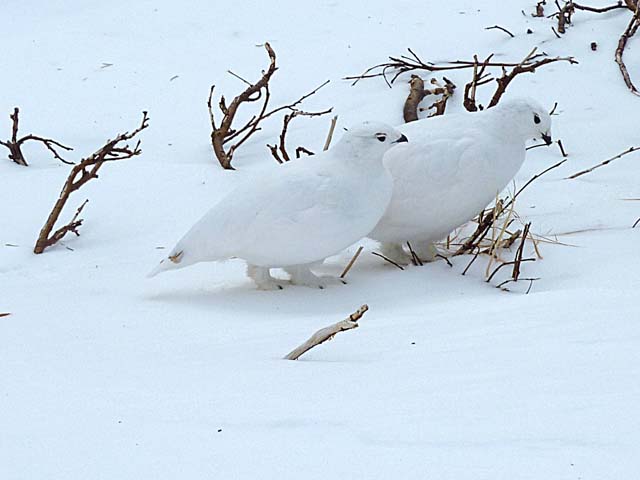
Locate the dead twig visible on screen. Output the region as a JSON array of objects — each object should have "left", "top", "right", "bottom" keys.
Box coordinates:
[
  {"left": 453, "top": 201, "right": 504, "bottom": 256},
  {"left": 0, "top": 313, "right": 10, "bottom": 318},
  {"left": 435, "top": 254, "right": 453, "bottom": 267},
  {"left": 486, "top": 258, "right": 536, "bottom": 283},
  {"left": 533, "top": 1, "right": 547, "bottom": 16},
  {"left": 371, "top": 251, "right": 406, "bottom": 270},
  {"left": 488, "top": 47, "right": 577, "bottom": 107},
  {"left": 615, "top": 6, "right": 640, "bottom": 96},
  {"left": 404, "top": 76, "right": 457, "bottom": 121},
  {"left": 512, "top": 222, "right": 532, "bottom": 280},
  {"left": 34, "top": 112, "right": 149, "bottom": 254},
  {"left": 284, "top": 305, "right": 369, "bottom": 360},
  {"left": 344, "top": 47, "right": 576, "bottom": 90},
  {"left": 403, "top": 76, "right": 427, "bottom": 122},
  {"left": 295, "top": 146, "right": 315, "bottom": 158},
  {"left": 267, "top": 109, "right": 331, "bottom": 163},
  {"left": 323, "top": 115, "right": 338, "bottom": 151},
  {"left": 406, "top": 241, "right": 424, "bottom": 266},
  {"left": 0, "top": 107, "right": 73, "bottom": 166},
  {"left": 340, "top": 246, "right": 364, "bottom": 279},
  {"left": 485, "top": 25, "right": 516, "bottom": 37},
  {"left": 463, "top": 54, "right": 494, "bottom": 112},
  {"left": 496, "top": 277, "right": 539, "bottom": 293},
  {"left": 507, "top": 159, "right": 567, "bottom": 208},
  {"left": 566, "top": 146, "right": 639, "bottom": 179},
  {"left": 208, "top": 43, "right": 330, "bottom": 169}
]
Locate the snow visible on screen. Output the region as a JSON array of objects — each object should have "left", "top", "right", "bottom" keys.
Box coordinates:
[{"left": 2, "top": 1, "right": 639, "bottom": 479}]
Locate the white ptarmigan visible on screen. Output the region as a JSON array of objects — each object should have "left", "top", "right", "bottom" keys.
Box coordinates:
[
  {"left": 368, "top": 98, "right": 552, "bottom": 265},
  {"left": 149, "top": 122, "right": 408, "bottom": 289}
]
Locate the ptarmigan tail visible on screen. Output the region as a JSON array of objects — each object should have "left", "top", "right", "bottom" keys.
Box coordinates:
[{"left": 147, "top": 247, "right": 187, "bottom": 278}]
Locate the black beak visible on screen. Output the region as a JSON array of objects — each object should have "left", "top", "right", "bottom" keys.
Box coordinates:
[
  {"left": 393, "top": 134, "right": 409, "bottom": 144},
  {"left": 541, "top": 133, "right": 553, "bottom": 145}
]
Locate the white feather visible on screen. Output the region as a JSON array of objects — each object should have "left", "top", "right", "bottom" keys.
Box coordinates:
[
  {"left": 369, "top": 98, "right": 553, "bottom": 257},
  {"left": 149, "top": 121, "right": 406, "bottom": 288}
]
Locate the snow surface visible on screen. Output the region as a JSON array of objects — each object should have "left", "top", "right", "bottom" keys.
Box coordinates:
[{"left": 2, "top": 1, "right": 639, "bottom": 479}]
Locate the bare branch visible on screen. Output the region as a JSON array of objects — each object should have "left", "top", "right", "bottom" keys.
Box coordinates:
[
  {"left": 615, "top": 7, "right": 640, "bottom": 96},
  {"left": 207, "top": 43, "right": 331, "bottom": 169},
  {"left": 34, "top": 112, "right": 149, "bottom": 254},
  {"left": 371, "top": 251, "right": 406, "bottom": 270},
  {"left": 284, "top": 305, "right": 369, "bottom": 360},
  {"left": 344, "top": 48, "right": 576, "bottom": 87},
  {"left": 1, "top": 107, "right": 73, "bottom": 166},
  {"left": 566, "top": 146, "right": 639, "bottom": 179}
]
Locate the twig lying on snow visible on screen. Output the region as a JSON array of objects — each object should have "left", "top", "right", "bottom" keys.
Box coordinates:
[
  {"left": 371, "top": 251, "right": 405, "bottom": 270},
  {"left": 34, "top": 112, "right": 149, "bottom": 254},
  {"left": 0, "top": 107, "right": 73, "bottom": 166},
  {"left": 633, "top": 217, "right": 640, "bottom": 228},
  {"left": 284, "top": 305, "right": 369, "bottom": 360},
  {"left": 485, "top": 25, "right": 516, "bottom": 37},
  {"left": 0, "top": 313, "right": 10, "bottom": 318},
  {"left": 207, "top": 43, "right": 331, "bottom": 169},
  {"left": 566, "top": 146, "right": 639, "bottom": 179}
]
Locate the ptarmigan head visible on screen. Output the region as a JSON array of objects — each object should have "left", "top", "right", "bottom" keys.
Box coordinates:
[
  {"left": 339, "top": 121, "right": 408, "bottom": 162},
  {"left": 500, "top": 98, "right": 553, "bottom": 145}
]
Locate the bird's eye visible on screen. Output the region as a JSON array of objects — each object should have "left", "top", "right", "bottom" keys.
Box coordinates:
[
  {"left": 376, "top": 133, "right": 387, "bottom": 142},
  {"left": 533, "top": 114, "right": 541, "bottom": 124}
]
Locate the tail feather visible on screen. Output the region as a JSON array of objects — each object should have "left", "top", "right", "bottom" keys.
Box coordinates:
[{"left": 147, "top": 249, "right": 185, "bottom": 278}]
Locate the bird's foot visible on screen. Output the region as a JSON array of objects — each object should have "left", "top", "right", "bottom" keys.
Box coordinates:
[
  {"left": 410, "top": 242, "right": 438, "bottom": 264},
  {"left": 247, "top": 264, "right": 287, "bottom": 291},
  {"left": 285, "top": 266, "right": 346, "bottom": 289},
  {"left": 255, "top": 279, "right": 287, "bottom": 291}
]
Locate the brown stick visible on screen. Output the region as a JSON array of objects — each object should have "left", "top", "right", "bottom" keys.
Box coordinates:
[
  {"left": 267, "top": 108, "right": 332, "bottom": 163},
  {"left": 453, "top": 201, "right": 504, "bottom": 256},
  {"left": 0, "top": 107, "right": 73, "bottom": 166},
  {"left": 34, "top": 112, "right": 149, "bottom": 254},
  {"left": 406, "top": 241, "right": 424, "bottom": 266},
  {"left": 423, "top": 77, "right": 456, "bottom": 117},
  {"left": 485, "top": 25, "right": 516, "bottom": 37},
  {"left": 486, "top": 258, "right": 535, "bottom": 283},
  {"left": 566, "top": 146, "right": 639, "bottom": 179},
  {"left": 371, "top": 251, "right": 406, "bottom": 270},
  {"left": 284, "top": 305, "right": 369, "bottom": 360},
  {"left": 511, "top": 222, "right": 532, "bottom": 281},
  {"left": 488, "top": 47, "right": 577, "bottom": 107},
  {"left": 463, "top": 54, "right": 494, "bottom": 112},
  {"left": 344, "top": 48, "right": 576, "bottom": 87},
  {"left": 295, "top": 146, "right": 315, "bottom": 158},
  {"left": 208, "top": 43, "right": 331, "bottom": 169},
  {"left": 0, "top": 313, "right": 10, "bottom": 318},
  {"left": 340, "top": 246, "right": 364, "bottom": 279},
  {"left": 403, "top": 75, "right": 427, "bottom": 122},
  {"left": 323, "top": 115, "right": 338, "bottom": 151},
  {"left": 615, "top": 7, "right": 640, "bottom": 96}
]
